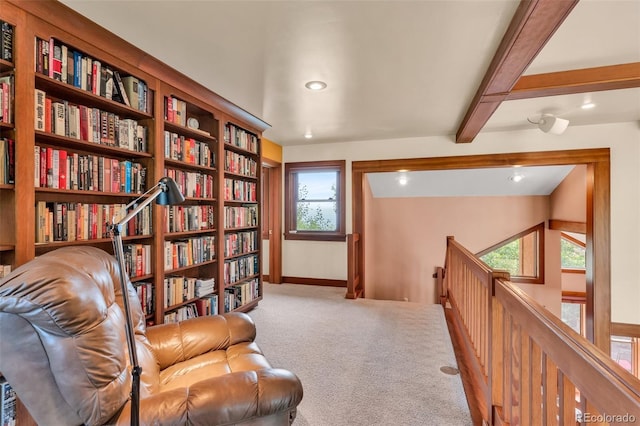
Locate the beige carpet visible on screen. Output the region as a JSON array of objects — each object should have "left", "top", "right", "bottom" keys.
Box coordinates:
[{"left": 248, "top": 283, "right": 472, "bottom": 426}]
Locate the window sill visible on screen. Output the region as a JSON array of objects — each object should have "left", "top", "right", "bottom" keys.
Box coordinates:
[{"left": 284, "top": 232, "right": 346, "bottom": 242}]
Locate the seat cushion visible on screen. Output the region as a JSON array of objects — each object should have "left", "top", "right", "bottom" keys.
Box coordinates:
[{"left": 159, "top": 341, "right": 271, "bottom": 392}]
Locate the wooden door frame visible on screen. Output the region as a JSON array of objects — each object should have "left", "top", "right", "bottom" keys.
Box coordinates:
[
  {"left": 352, "top": 148, "right": 611, "bottom": 352},
  {"left": 262, "top": 159, "right": 282, "bottom": 283}
]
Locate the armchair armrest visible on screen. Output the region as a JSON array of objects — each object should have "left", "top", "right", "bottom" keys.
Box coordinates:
[
  {"left": 110, "top": 369, "right": 303, "bottom": 426},
  {"left": 146, "top": 312, "right": 257, "bottom": 370}
]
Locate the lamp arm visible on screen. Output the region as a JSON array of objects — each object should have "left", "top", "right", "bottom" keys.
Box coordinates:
[
  {"left": 114, "top": 184, "right": 166, "bottom": 228},
  {"left": 109, "top": 183, "right": 167, "bottom": 426}
]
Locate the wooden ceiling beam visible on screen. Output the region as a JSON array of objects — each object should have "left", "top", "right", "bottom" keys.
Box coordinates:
[
  {"left": 456, "top": 0, "right": 579, "bottom": 143},
  {"left": 507, "top": 62, "right": 640, "bottom": 100}
]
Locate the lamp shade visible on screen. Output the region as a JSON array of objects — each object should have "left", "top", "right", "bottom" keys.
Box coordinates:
[{"left": 157, "top": 177, "right": 185, "bottom": 205}]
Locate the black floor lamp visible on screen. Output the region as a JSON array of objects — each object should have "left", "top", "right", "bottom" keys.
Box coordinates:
[{"left": 109, "top": 176, "right": 184, "bottom": 426}]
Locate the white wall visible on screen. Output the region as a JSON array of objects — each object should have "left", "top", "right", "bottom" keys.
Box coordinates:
[{"left": 281, "top": 122, "right": 640, "bottom": 324}]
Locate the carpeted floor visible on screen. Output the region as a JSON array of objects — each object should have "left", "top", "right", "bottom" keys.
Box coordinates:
[{"left": 248, "top": 283, "right": 472, "bottom": 426}]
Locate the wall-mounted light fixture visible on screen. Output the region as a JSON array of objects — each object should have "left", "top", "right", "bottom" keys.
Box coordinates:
[{"left": 530, "top": 114, "right": 569, "bottom": 135}]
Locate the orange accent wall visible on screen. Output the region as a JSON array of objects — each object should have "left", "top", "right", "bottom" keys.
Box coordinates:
[
  {"left": 550, "top": 165, "right": 587, "bottom": 294},
  {"left": 262, "top": 138, "right": 282, "bottom": 163},
  {"left": 365, "top": 195, "right": 553, "bottom": 305},
  {"left": 550, "top": 165, "right": 587, "bottom": 222}
]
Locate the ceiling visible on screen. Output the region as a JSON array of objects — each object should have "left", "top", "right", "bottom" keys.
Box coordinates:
[
  {"left": 59, "top": 1, "right": 638, "bottom": 197},
  {"left": 367, "top": 165, "right": 575, "bottom": 198},
  {"left": 60, "top": 0, "right": 640, "bottom": 147}
]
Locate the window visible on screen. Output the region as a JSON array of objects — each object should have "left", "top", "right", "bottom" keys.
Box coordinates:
[
  {"left": 284, "top": 160, "right": 346, "bottom": 241},
  {"left": 560, "top": 232, "right": 586, "bottom": 271},
  {"left": 561, "top": 302, "right": 583, "bottom": 335},
  {"left": 611, "top": 335, "right": 635, "bottom": 373},
  {"left": 476, "top": 223, "right": 545, "bottom": 284}
]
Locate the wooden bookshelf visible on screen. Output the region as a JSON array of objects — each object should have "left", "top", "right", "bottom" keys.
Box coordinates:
[{"left": 1, "top": 0, "right": 266, "bottom": 332}]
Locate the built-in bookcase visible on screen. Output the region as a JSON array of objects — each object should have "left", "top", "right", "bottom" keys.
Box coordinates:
[
  {"left": 222, "top": 122, "right": 262, "bottom": 312},
  {"left": 1, "top": 0, "right": 267, "bottom": 335},
  {"left": 0, "top": 17, "right": 15, "bottom": 280},
  {"left": 161, "top": 86, "right": 220, "bottom": 323}
]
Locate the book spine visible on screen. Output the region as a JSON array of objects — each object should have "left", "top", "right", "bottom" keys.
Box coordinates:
[
  {"left": 1, "top": 21, "right": 14, "bottom": 62},
  {"left": 34, "top": 89, "right": 45, "bottom": 131}
]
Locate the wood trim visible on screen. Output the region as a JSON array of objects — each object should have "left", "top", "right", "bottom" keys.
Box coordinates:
[
  {"left": 284, "top": 160, "right": 346, "bottom": 242},
  {"left": 560, "top": 231, "right": 586, "bottom": 248},
  {"left": 549, "top": 219, "right": 586, "bottom": 234},
  {"left": 352, "top": 147, "right": 611, "bottom": 353},
  {"left": 282, "top": 276, "right": 347, "bottom": 288},
  {"left": 352, "top": 169, "right": 365, "bottom": 297},
  {"left": 611, "top": 323, "right": 640, "bottom": 339},
  {"left": 445, "top": 307, "right": 489, "bottom": 424},
  {"left": 562, "top": 268, "right": 586, "bottom": 275},
  {"left": 351, "top": 148, "right": 610, "bottom": 173},
  {"left": 476, "top": 222, "right": 545, "bottom": 284},
  {"left": 261, "top": 166, "right": 271, "bottom": 240},
  {"left": 268, "top": 162, "right": 282, "bottom": 283},
  {"left": 346, "top": 233, "right": 362, "bottom": 299},
  {"left": 562, "top": 291, "right": 586, "bottom": 302},
  {"left": 507, "top": 63, "right": 640, "bottom": 100},
  {"left": 588, "top": 161, "right": 611, "bottom": 352},
  {"left": 456, "top": 0, "right": 578, "bottom": 143},
  {"left": 495, "top": 280, "right": 640, "bottom": 417}
]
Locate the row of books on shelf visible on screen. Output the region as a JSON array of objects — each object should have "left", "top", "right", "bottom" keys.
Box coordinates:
[
  {"left": 224, "top": 279, "right": 260, "bottom": 312},
  {"left": 163, "top": 294, "right": 218, "bottom": 324},
  {"left": 224, "top": 254, "right": 259, "bottom": 285},
  {"left": 0, "top": 137, "right": 14, "bottom": 185},
  {"left": 224, "top": 150, "right": 257, "bottom": 177},
  {"left": 224, "top": 178, "right": 257, "bottom": 202},
  {"left": 1, "top": 20, "right": 13, "bottom": 62},
  {"left": 224, "top": 230, "right": 259, "bottom": 258},
  {"left": 123, "top": 243, "right": 152, "bottom": 278},
  {"left": 0, "top": 376, "right": 16, "bottom": 426},
  {"left": 35, "top": 146, "right": 146, "bottom": 193},
  {"left": 165, "top": 168, "right": 214, "bottom": 199},
  {"left": 224, "top": 123, "right": 258, "bottom": 154},
  {"left": 163, "top": 236, "right": 216, "bottom": 271},
  {"left": 35, "top": 201, "right": 152, "bottom": 243},
  {"left": 35, "top": 37, "right": 150, "bottom": 113},
  {"left": 35, "top": 89, "right": 148, "bottom": 152},
  {"left": 164, "top": 276, "right": 215, "bottom": 308},
  {"left": 164, "top": 95, "right": 189, "bottom": 128},
  {"left": 134, "top": 281, "right": 154, "bottom": 316},
  {"left": 224, "top": 205, "right": 258, "bottom": 229},
  {"left": 0, "top": 264, "right": 11, "bottom": 279},
  {"left": 164, "top": 131, "right": 213, "bottom": 167},
  {"left": 165, "top": 204, "right": 215, "bottom": 233},
  {"left": 0, "top": 74, "right": 12, "bottom": 124}
]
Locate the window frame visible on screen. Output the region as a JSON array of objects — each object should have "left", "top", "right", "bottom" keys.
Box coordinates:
[
  {"left": 476, "top": 222, "right": 545, "bottom": 284},
  {"left": 560, "top": 231, "right": 586, "bottom": 273},
  {"left": 284, "top": 160, "right": 346, "bottom": 242}
]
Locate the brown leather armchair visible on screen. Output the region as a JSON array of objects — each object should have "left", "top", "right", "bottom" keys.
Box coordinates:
[{"left": 0, "top": 246, "right": 302, "bottom": 425}]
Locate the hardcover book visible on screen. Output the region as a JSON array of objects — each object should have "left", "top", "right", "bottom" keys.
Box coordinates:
[{"left": 1, "top": 21, "right": 14, "bottom": 62}]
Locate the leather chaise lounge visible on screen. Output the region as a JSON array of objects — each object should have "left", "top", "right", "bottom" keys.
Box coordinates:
[{"left": 0, "top": 246, "right": 303, "bottom": 425}]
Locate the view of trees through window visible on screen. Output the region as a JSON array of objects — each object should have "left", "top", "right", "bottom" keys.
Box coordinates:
[
  {"left": 480, "top": 239, "right": 521, "bottom": 276},
  {"left": 296, "top": 171, "right": 337, "bottom": 231},
  {"left": 561, "top": 235, "right": 586, "bottom": 269}
]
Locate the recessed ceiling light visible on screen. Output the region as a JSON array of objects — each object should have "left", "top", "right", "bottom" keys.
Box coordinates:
[
  {"left": 304, "top": 132, "right": 313, "bottom": 139},
  {"left": 305, "top": 81, "right": 327, "bottom": 91},
  {"left": 581, "top": 102, "right": 596, "bottom": 110},
  {"left": 397, "top": 173, "right": 408, "bottom": 186},
  {"left": 509, "top": 174, "right": 524, "bottom": 183}
]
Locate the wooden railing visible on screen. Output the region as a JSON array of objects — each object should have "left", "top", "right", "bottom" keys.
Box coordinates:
[
  {"left": 346, "top": 233, "right": 362, "bottom": 299},
  {"left": 443, "top": 236, "right": 640, "bottom": 425}
]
